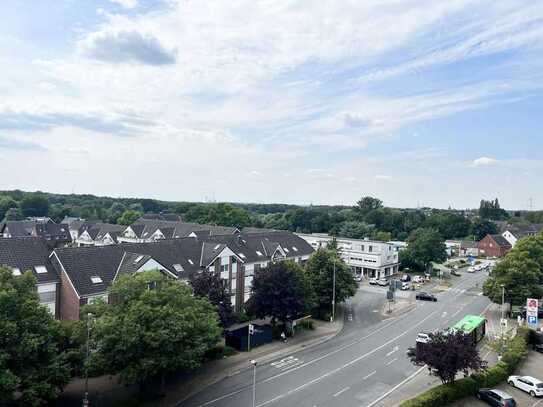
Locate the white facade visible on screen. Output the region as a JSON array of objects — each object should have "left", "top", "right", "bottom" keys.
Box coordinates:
[
  {"left": 37, "top": 283, "right": 57, "bottom": 317},
  {"left": 297, "top": 234, "right": 400, "bottom": 279}
]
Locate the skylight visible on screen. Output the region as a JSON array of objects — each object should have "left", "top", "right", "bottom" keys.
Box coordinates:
[
  {"left": 173, "top": 264, "right": 184, "bottom": 272},
  {"left": 35, "top": 265, "right": 48, "bottom": 274},
  {"left": 134, "top": 255, "right": 144, "bottom": 263},
  {"left": 292, "top": 246, "right": 298, "bottom": 251},
  {"left": 284, "top": 248, "right": 289, "bottom": 253},
  {"left": 12, "top": 267, "right": 21, "bottom": 276},
  {"left": 91, "top": 276, "right": 103, "bottom": 284},
  {"left": 188, "top": 259, "right": 194, "bottom": 265},
  {"left": 214, "top": 244, "right": 221, "bottom": 250},
  {"left": 256, "top": 251, "right": 263, "bottom": 256},
  {"left": 239, "top": 252, "right": 246, "bottom": 259}
]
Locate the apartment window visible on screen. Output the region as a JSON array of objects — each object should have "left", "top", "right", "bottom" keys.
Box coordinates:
[
  {"left": 12, "top": 267, "right": 21, "bottom": 276},
  {"left": 35, "top": 265, "right": 48, "bottom": 274},
  {"left": 39, "top": 291, "right": 56, "bottom": 303},
  {"left": 245, "top": 265, "right": 254, "bottom": 276},
  {"left": 220, "top": 264, "right": 228, "bottom": 273},
  {"left": 368, "top": 246, "right": 372, "bottom": 253},
  {"left": 90, "top": 276, "right": 103, "bottom": 284},
  {"left": 361, "top": 245, "right": 364, "bottom": 251}
]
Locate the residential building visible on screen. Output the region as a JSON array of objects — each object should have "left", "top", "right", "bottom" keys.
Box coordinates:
[
  {"left": 460, "top": 240, "right": 479, "bottom": 257},
  {"left": 75, "top": 222, "right": 126, "bottom": 246},
  {"left": 387, "top": 240, "right": 408, "bottom": 252},
  {"left": 0, "top": 237, "right": 59, "bottom": 317},
  {"left": 0, "top": 219, "right": 71, "bottom": 248},
  {"left": 445, "top": 240, "right": 462, "bottom": 257},
  {"left": 50, "top": 230, "right": 314, "bottom": 319},
  {"left": 502, "top": 224, "right": 543, "bottom": 247},
  {"left": 477, "top": 234, "right": 512, "bottom": 258},
  {"left": 140, "top": 213, "right": 183, "bottom": 222},
  {"left": 297, "top": 233, "right": 399, "bottom": 279},
  {"left": 118, "top": 218, "right": 239, "bottom": 243}
]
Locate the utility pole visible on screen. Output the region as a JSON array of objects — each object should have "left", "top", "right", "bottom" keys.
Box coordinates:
[
  {"left": 331, "top": 257, "right": 336, "bottom": 322},
  {"left": 251, "top": 360, "right": 257, "bottom": 407},
  {"left": 83, "top": 313, "right": 93, "bottom": 407}
]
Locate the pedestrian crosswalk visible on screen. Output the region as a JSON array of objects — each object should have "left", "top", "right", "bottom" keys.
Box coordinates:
[{"left": 271, "top": 356, "right": 303, "bottom": 371}]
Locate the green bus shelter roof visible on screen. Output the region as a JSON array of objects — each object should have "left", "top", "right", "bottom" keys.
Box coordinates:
[{"left": 452, "top": 315, "right": 485, "bottom": 334}]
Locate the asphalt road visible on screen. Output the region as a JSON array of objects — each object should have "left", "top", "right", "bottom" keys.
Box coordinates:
[{"left": 177, "top": 270, "right": 490, "bottom": 407}]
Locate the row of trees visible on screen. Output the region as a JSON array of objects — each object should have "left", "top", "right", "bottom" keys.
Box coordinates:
[
  {"left": 0, "top": 268, "right": 222, "bottom": 405},
  {"left": 483, "top": 232, "right": 543, "bottom": 306}
]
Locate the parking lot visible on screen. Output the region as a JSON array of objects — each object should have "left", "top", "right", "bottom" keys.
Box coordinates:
[{"left": 452, "top": 351, "right": 543, "bottom": 407}]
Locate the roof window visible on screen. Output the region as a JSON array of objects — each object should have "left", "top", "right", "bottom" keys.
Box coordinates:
[
  {"left": 292, "top": 246, "right": 298, "bottom": 251},
  {"left": 35, "top": 265, "right": 48, "bottom": 274},
  {"left": 256, "top": 251, "right": 263, "bottom": 256},
  {"left": 173, "top": 264, "right": 184, "bottom": 272},
  {"left": 12, "top": 267, "right": 21, "bottom": 276},
  {"left": 283, "top": 248, "right": 289, "bottom": 253},
  {"left": 188, "top": 259, "right": 194, "bottom": 265},
  {"left": 91, "top": 276, "right": 103, "bottom": 284},
  {"left": 239, "top": 252, "right": 246, "bottom": 259},
  {"left": 134, "top": 255, "right": 144, "bottom": 263},
  {"left": 214, "top": 244, "right": 221, "bottom": 250}
]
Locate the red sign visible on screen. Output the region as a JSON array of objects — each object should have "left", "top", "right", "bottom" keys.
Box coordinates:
[{"left": 527, "top": 298, "right": 539, "bottom": 312}]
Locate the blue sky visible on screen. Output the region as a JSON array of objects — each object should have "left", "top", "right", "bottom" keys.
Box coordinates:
[{"left": 1, "top": 0, "right": 542, "bottom": 209}]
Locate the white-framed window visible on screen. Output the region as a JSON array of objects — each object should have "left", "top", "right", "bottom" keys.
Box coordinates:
[
  {"left": 12, "top": 267, "right": 21, "bottom": 276},
  {"left": 134, "top": 255, "right": 144, "bottom": 263},
  {"left": 90, "top": 276, "right": 103, "bottom": 284},
  {"left": 256, "top": 251, "right": 263, "bottom": 256},
  {"left": 284, "top": 247, "right": 289, "bottom": 253},
  {"left": 173, "top": 264, "right": 184, "bottom": 273},
  {"left": 239, "top": 252, "right": 246, "bottom": 259},
  {"left": 292, "top": 246, "right": 298, "bottom": 252},
  {"left": 188, "top": 259, "right": 194, "bottom": 265},
  {"left": 35, "top": 265, "right": 48, "bottom": 274}
]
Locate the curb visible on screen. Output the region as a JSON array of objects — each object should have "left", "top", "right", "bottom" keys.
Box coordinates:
[
  {"left": 170, "top": 316, "right": 345, "bottom": 406},
  {"left": 381, "top": 299, "right": 417, "bottom": 319}
]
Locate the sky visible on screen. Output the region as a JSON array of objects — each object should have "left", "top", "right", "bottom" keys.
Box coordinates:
[{"left": 1, "top": 0, "right": 542, "bottom": 209}]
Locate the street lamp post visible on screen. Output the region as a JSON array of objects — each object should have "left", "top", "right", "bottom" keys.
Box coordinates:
[
  {"left": 83, "top": 313, "right": 93, "bottom": 407},
  {"left": 331, "top": 257, "right": 336, "bottom": 322},
  {"left": 250, "top": 360, "right": 257, "bottom": 407},
  {"left": 501, "top": 284, "right": 505, "bottom": 336}
]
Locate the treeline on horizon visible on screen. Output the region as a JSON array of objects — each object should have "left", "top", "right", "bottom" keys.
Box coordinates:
[{"left": 1, "top": 190, "right": 542, "bottom": 241}]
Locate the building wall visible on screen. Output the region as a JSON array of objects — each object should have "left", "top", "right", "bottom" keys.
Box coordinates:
[
  {"left": 478, "top": 236, "right": 511, "bottom": 258},
  {"left": 59, "top": 270, "right": 81, "bottom": 320}
]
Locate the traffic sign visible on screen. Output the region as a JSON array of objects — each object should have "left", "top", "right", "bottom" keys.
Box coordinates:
[
  {"left": 527, "top": 298, "right": 539, "bottom": 312},
  {"left": 528, "top": 315, "right": 538, "bottom": 325}
]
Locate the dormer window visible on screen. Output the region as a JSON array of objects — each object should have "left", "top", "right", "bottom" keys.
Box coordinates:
[
  {"left": 91, "top": 276, "right": 103, "bottom": 284},
  {"left": 12, "top": 267, "right": 21, "bottom": 276},
  {"left": 35, "top": 265, "right": 48, "bottom": 274}
]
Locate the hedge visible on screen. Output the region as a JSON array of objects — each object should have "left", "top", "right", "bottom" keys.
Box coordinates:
[{"left": 400, "top": 327, "right": 531, "bottom": 407}]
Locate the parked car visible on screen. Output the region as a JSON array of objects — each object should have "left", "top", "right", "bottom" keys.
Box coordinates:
[
  {"left": 534, "top": 344, "right": 543, "bottom": 353},
  {"left": 369, "top": 278, "right": 378, "bottom": 285},
  {"left": 401, "top": 274, "right": 411, "bottom": 282},
  {"left": 467, "top": 266, "right": 476, "bottom": 273},
  {"left": 415, "top": 292, "right": 437, "bottom": 302},
  {"left": 477, "top": 388, "right": 516, "bottom": 406},
  {"left": 508, "top": 375, "right": 543, "bottom": 397},
  {"left": 413, "top": 275, "right": 424, "bottom": 283},
  {"left": 401, "top": 281, "right": 411, "bottom": 290},
  {"left": 353, "top": 274, "right": 362, "bottom": 282},
  {"left": 377, "top": 278, "right": 389, "bottom": 286},
  {"left": 451, "top": 269, "right": 461, "bottom": 276},
  {"left": 416, "top": 332, "right": 431, "bottom": 344}
]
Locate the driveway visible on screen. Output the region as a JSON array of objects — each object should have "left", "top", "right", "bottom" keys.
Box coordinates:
[{"left": 452, "top": 351, "right": 543, "bottom": 407}]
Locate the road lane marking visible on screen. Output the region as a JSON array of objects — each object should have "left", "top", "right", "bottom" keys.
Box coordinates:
[
  {"left": 333, "top": 386, "right": 350, "bottom": 397},
  {"left": 364, "top": 366, "right": 426, "bottom": 407},
  {"left": 386, "top": 358, "right": 397, "bottom": 366},
  {"left": 363, "top": 371, "right": 377, "bottom": 380},
  {"left": 386, "top": 346, "right": 399, "bottom": 356},
  {"left": 254, "top": 311, "right": 439, "bottom": 407},
  {"left": 529, "top": 397, "right": 543, "bottom": 407},
  {"left": 188, "top": 275, "right": 490, "bottom": 407}
]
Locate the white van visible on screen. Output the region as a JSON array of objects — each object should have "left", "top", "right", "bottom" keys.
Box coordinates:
[{"left": 401, "top": 281, "right": 411, "bottom": 290}]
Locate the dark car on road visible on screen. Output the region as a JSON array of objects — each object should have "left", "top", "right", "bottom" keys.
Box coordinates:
[
  {"left": 477, "top": 388, "right": 516, "bottom": 406},
  {"left": 415, "top": 292, "right": 437, "bottom": 302}
]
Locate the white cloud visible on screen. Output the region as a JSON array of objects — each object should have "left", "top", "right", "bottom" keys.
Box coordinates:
[
  {"left": 471, "top": 157, "right": 499, "bottom": 167},
  {"left": 109, "top": 0, "right": 138, "bottom": 9},
  {"left": 375, "top": 175, "right": 393, "bottom": 180}
]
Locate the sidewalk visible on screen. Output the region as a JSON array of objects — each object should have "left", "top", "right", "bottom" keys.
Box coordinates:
[{"left": 55, "top": 316, "right": 344, "bottom": 407}]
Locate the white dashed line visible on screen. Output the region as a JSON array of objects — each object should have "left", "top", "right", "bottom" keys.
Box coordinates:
[
  {"left": 386, "top": 358, "right": 397, "bottom": 366},
  {"left": 363, "top": 371, "right": 377, "bottom": 380},
  {"left": 333, "top": 386, "right": 350, "bottom": 397}
]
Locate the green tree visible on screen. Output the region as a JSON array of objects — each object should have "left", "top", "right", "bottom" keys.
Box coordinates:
[
  {"left": 0, "top": 197, "right": 18, "bottom": 220},
  {"left": 191, "top": 271, "right": 234, "bottom": 328},
  {"left": 246, "top": 261, "right": 314, "bottom": 325},
  {"left": 19, "top": 194, "right": 50, "bottom": 217},
  {"left": 305, "top": 249, "right": 357, "bottom": 318},
  {"left": 3, "top": 207, "right": 23, "bottom": 220},
  {"left": 337, "top": 221, "right": 373, "bottom": 239},
  {"left": 117, "top": 209, "right": 142, "bottom": 225},
  {"left": 354, "top": 196, "right": 383, "bottom": 219},
  {"left": 470, "top": 218, "right": 498, "bottom": 240},
  {"left": 89, "top": 271, "right": 221, "bottom": 392},
  {"left": 483, "top": 250, "right": 543, "bottom": 305},
  {"left": 479, "top": 198, "right": 509, "bottom": 220},
  {"left": 373, "top": 230, "right": 392, "bottom": 242},
  {"left": 423, "top": 212, "right": 472, "bottom": 239},
  {"left": 0, "top": 267, "right": 70, "bottom": 406},
  {"left": 402, "top": 228, "right": 447, "bottom": 270}
]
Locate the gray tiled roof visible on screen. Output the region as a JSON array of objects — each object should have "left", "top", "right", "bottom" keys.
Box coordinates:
[
  {"left": 0, "top": 237, "right": 59, "bottom": 284},
  {"left": 489, "top": 234, "right": 512, "bottom": 247},
  {"left": 129, "top": 219, "right": 239, "bottom": 239}
]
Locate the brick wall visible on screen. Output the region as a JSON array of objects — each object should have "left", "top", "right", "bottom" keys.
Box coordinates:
[{"left": 59, "top": 270, "right": 81, "bottom": 320}]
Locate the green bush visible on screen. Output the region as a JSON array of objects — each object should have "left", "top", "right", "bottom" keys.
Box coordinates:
[
  {"left": 401, "top": 329, "right": 532, "bottom": 407},
  {"left": 297, "top": 319, "right": 315, "bottom": 331}
]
